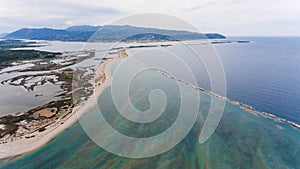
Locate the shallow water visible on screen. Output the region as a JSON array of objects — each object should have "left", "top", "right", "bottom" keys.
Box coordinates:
[
  {"left": 1, "top": 37, "right": 299, "bottom": 168},
  {"left": 13, "top": 37, "right": 300, "bottom": 123},
  {"left": 0, "top": 49, "right": 106, "bottom": 116},
  {"left": 1, "top": 59, "right": 299, "bottom": 168}
]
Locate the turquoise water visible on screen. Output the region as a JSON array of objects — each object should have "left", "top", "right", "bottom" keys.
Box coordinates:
[{"left": 0, "top": 63, "right": 299, "bottom": 168}]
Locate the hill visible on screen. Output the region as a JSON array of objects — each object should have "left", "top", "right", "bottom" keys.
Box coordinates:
[
  {"left": 0, "top": 33, "right": 8, "bottom": 38},
  {"left": 5, "top": 25, "right": 225, "bottom": 42}
]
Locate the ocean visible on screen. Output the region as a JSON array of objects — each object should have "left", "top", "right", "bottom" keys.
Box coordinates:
[
  {"left": 162, "top": 37, "right": 300, "bottom": 124},
  {"left": 216, "top": 37, "right": 300, "bottom": 124},
  {"left": 0, "top": 37, "right": 299, "bottom": 168}
]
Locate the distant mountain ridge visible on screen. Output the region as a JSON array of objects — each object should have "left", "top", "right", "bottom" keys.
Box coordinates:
[
  {"left": 5, "top": 25, "right": 226, "bottom": 42},
  {"left": 0, "top": 33, "right": 8, "bottom": 38},
  {"left": 65, "top": 25, "right": 101, "bottom": 32}
]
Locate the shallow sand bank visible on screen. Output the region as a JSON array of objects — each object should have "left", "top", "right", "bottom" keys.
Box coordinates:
[{"left": 0, "top": 54, "right": 123, "bottom": 159}]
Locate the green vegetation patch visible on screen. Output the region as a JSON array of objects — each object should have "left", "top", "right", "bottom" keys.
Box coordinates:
[
  {"left": 0, "top": 40, "right": 62, "bottom": 70},
  {"left": 0, "top": 49, "right": 60, "bottom": 63},
  {"left": 38, "top": 127, "right": 46, "bottom": 132}
]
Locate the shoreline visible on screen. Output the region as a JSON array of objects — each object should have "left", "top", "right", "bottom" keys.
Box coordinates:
[
  {"left": 152, "top": 68, "right": 300, "bottom": 130},
  {"left": 0, "top": 52, "right": 124, "bottom": 159},
  {"left": 0, "top": 48, "right": 299, "bottom": 160}
]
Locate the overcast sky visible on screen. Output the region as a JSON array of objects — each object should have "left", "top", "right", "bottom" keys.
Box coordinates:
[{"left": 0, "top": 0, "right": 299, "bottom": 36}]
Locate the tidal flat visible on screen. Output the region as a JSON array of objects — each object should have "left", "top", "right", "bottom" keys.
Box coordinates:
[{"left": 0, "top": 38, "right": 299, "bottom": 168}]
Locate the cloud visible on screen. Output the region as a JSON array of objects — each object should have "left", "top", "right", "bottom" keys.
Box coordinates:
[
  {"left": 64, "top": 21, "right": 74, "bottom": 26},
  {"left": 0, "top": 0, "right": 299, "bottom": 36},
  {"left": 0, "top": 0, "right": 124, "bottom": 32}
]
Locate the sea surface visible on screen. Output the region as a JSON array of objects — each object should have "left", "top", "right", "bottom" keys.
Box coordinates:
[
  {"left": 216, "top": 37, "right": 300, "bottom": 124},
  {"left": 0, "top": 37, "right": 299, "bottom": 168}
]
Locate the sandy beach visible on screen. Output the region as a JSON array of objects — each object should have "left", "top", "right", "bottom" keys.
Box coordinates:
[
  {"left": 0, "top": 52, "right": 125, "bottom": 159},
  {"left": 1, "top": 48, "right": 299, "bottom": 160}
]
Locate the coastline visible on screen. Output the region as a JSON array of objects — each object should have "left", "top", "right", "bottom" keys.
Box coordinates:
[
  {"left": 0, "top": 51, "right": 125, "bottom": 159},
  {"left": 153, "top": 68, "right": 300, "bottom": 130},
  {"left": 0, "top": 48, "right": 299, "bottom": 160}
]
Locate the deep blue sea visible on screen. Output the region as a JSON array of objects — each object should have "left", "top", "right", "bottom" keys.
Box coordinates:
[
  {"left": 216, "top": 37, "right": 300, "bottom": 124},
  {"left": 0, "top": 37, "right": 299, "bottom": 168},
  {"left": 166, "top": 37, "right": 300, "bottom": 124}
]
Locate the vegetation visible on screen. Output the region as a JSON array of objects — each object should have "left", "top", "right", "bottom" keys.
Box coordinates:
[
  {"left": 0, "top": 98, "right": 73, "bottom": 138},
  {"left": 0, "top": 114, "right": 30, "bottom": 125},
  {"left": 0, "top": 49, "right": 59, "bottom": 63},
  {"left": 0, "top": 67, "right": 74, "bottom": 138},
  {"left": 0, "top": 40, "right": 77, "bottom": 139},
  {"left": 4, "top": 25, "right": 226, "bottom": 42},
  {"left": 0, "top": 40, "right": 62, "bottom": 70},
  {"left": 0, "top": 39, "right": 38, "bottom": 49},
  {"left": 38, "top": 127, "right": 46, "bottom": 132},
  {"left": 122, "top": 33, "right": 178, "bottom": 42},
  {"left": 19, "top": 62, "right": 74, "bottom": 72}
]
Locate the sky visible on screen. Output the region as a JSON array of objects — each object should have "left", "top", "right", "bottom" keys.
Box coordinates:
[{"left": 0, "top": 0, "right": 299, "bottom": 36}]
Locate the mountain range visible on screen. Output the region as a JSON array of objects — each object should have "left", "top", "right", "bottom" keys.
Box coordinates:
[
  {"left": 0, "top": 33, "right": 8, "bottom": 38},
  {"left": 4, "top": 25, "right": 226, "bottom": 42}
]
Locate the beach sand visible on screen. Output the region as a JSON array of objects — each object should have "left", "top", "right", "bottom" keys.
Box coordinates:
[
  {"left": 0, "top": 54, "right": 123, "bottom": 159},
  {"left": 1, "top": 48, "right": 299, "bottom": 160}
]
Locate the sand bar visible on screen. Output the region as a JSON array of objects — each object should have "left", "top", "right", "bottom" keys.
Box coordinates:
[{"left": 0, "top": 53, "right": 124, "bottom": 159}]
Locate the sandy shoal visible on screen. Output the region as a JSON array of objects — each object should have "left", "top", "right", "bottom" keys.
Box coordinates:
[{"left": 0, "top": 57, "right": 121, "bottom": 159}]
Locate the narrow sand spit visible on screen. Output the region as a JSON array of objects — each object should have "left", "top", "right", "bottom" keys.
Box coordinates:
[
  {"left": 1, "top": 48, "right": 299, "bottom": 159},
  {"left": 0, "top": 53, "right": 125, "bottom": 159}
]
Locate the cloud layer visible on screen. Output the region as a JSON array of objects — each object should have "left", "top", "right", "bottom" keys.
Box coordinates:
[{"left": 0, "top": 0, "right": 299, "bottom": 36}]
